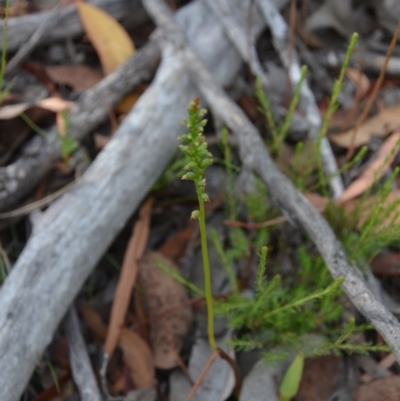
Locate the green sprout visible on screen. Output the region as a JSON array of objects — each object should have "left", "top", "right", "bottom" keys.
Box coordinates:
[{"left": 179, "top": 98, "right": 216, "bottom": 350}]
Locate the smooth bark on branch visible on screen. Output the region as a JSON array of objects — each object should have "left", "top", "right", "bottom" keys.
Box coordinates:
[
  {"left": 142, "top": 0, "right": 400, "bottom": 363},
  {"left": 0, "top": 1, "right": 274, "bottom": 400},
  {"left": 0, "top": 42, "right": 160, "bottom": 211}
]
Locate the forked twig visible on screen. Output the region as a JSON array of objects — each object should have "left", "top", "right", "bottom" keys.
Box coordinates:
[{"left": 185, "top": 350, "right": 218, "bottom": 401}]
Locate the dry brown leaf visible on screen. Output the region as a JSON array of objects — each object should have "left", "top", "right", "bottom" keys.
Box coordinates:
[
  {"left": 337, "top": 132, "right": 400, "bottom": 204},
  {"left": 115, "top": 86, "right": 148, "bottom": 115},
  {"left": 119, "top": 328, "right": 155, "bottom": 389},
  {"left": 157, "top": 222, "right": 196, "bottom": 262},
  {"left": 346, "top": 68, "right": 370, "bottom": 97},
  {"left": 330, "top": 104, "right": 400, "bottom": 148},
  {"left": 46, "top": 64, "right": 103, "bottom": 91},
  {"left": 80, "top": 304, "right": 108, "bottom": 340},
  {"left": 356, "top": 376, "right": 400, "bottom": 401},
  {"left": 104, "top": 198, "right": 154, "bottom": 358},
  {"left": 137, "top": 251, "right": 192, "bottom": 369},
  {"left": 304, "top": 192, "right": 329, "bottom": 212},
  {"left": 0, "top": 97, "right": 73, "bottom": 120},
  {"left": 81, "top": 305, "right": 155, "bottom": 390},
  {"left": 296, "top": 356, "right": 344, "bottom": 401},
  {"left": 77, "top": 2, "right": 135, "bottom": 75},
  {"left": 371, "top": 252, "right": 400, "bottom": 276}
]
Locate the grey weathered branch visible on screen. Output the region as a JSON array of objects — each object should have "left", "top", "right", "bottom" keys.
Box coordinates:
[
  {"left": 64, "top": 307, "right": 103, "bottom": 401},
  {"left": 142, "top": 0, "right": 400, "bottom": 363},
  {"left": 0, "top": 0, "right": 144, "bottom": 52},
  {"left": 0, "top": 41, "right": 160, "bottom": 211},
  {"left": 0, "top": 1, "right": 274, "bottom": 399}
]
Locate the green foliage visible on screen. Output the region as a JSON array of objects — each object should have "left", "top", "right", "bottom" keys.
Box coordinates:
[
  {"left": 152, "top": 154, "right": 188, "bottom": 191},
  {"left": 255, "top": 66, "right": 307, "bottom": 156},
  {"left": 59, "top": 135, "right": 79, "bottom": 161},
  {"left": 216, "top": 247, "right": 345, "bottom": 356},
  {"left": 57, "top": 112, "right": 79, "bottom": 161}
]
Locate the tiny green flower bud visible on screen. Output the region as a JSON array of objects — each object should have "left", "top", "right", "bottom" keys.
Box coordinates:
[
  {"left": 201, "top": 193, "right": 210, "bottom": 202},
  {"left": 191, "top": 210, "right": 200, "bottom": 220},
  {"left": 182, "top": 172, "right": 196, "bottom": 180}
]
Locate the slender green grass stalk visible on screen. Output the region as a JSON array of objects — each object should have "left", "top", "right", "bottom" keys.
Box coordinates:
[
  {"left": 44, "top": 355, "right": 60, "bottom": 394},
  {"left": 316, "top": 33, "right": 358, "bottom": 195},
  {"left": 156, "top": 258, "right": 205, "bottom": 297},
  {"left": 255, "top": 76, "right": 278, "bottom": 142},
  {"left": 19, "top": 113, "right": 48, "bottom": 137},
  {"left": 337, "top": 145, "right": 367, "bottom": 174},
  {"left": 0, "top": 0, "right": 10, "bottom": 103},
  {"left": 210, "top": 229, "right": 238, "bottom": 293},
  {"left": 259, "top": 278, "right": 343, "bottom": 321},
  {"left": 256, "top": 246, "right": 268, "bottom": 292},
  {"left": 277, "top": 65, "right": 308, "bottom": 148},
  {"left": 318, "top": 33, "right": 358, "bottom": 142},
  {"left": 179, "top": 98, "right": 217, "bottom": 350}
]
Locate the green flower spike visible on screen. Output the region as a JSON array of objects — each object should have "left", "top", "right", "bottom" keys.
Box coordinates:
[{"left": 179, "top": 98, "right": 216, "bottom": 350}]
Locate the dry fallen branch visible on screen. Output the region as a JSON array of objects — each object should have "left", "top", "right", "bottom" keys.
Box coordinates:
[
  {"left": 142, "top": 0, "right": 400, "bottom": 363},
  {"left": 64, "top": 306, "right": 102, "bottom": 401},
  {"left": 0, "top": 41, "right": 160, "bottom": 211},
  {"left": 0, "top": 0, "right": 145, "bottom": 52},
  {"left": 0, "top": 1, "right": 272, "bottom": 399}
]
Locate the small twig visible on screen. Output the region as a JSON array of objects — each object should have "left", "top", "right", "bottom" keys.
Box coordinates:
[
  {"left": 0, "top": 40, "right": 161, "bottom": 211},
  {"left": 224, "top": 215, "right": 287, "bottom": 229},
  {"left": 5, "top": 3, "right": 59, "bottom": 72},
  {"left": 0, "top": 179, "right": 80, "bottom": 219},
  {"left": 185, "top": 350, "right": 219, "bottom": 401},
  {"left": 0, "top": 246, "right": 11, "bottom": 273},
  {"left": 104, "top": 197, "right": 153, "bottom": 358},
  {"left": 346, "top": 21, "right": 400, "bottom": 160},
  {"left": 217, "top": 347, "right": 241, "bottom": 397},
  {"left": 100, "top": 354, "right": 111, "bottom": 400},
  {"left": 64, "top": 306, "right": 103, "bottom": 401}
]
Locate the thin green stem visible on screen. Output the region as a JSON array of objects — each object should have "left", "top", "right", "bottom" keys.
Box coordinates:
[{"left": 197, "top": 189, "right": 217, "bottom": 351}]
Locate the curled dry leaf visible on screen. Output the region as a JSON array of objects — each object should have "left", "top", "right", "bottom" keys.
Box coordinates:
[
  {"left": 137, "top": 251, "right": 192, "bottom": 369},
  {"left": 356, "top": 376, "right": 400, "bottom": 401},
  {"left": 330, "top": 104, "right": 400, "bottom": 148},
  {"left": 157, "top": 222, "right": 196, "bottom": 262},
  {"left": 0, "top": 97, "right": 73, "bottom": 120},
  {"left": 77, "top": 2, "right": 135, "bottom": 75},
  {"left": 119, "top": 328, "right": 155, "bottom": 389},
  {"left": 76, "top": 1, "right": 143, "bottom": 114},
  {"left": 346, "top": 68, "right": 370, "bottom": 97},
  {"left": 46, "top": 65, "right": 103, "bottom": 91},
  {"left": 336, "top": 132, "right": 400, "bottom": 204},
  {"left": 81, "top": 305, "right": 155, "bottom": 389}
]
